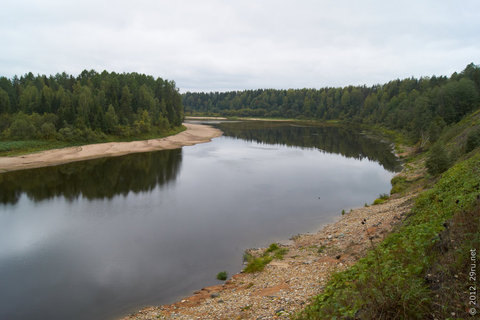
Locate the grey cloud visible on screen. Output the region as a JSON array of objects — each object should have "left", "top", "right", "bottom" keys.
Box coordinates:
[{"left": 1, "top": 0, "right": 479, "bottom": 91}]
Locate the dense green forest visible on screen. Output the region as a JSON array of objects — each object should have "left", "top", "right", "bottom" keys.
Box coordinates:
[
  {"left": 0, "top": 70, "right": 184, "bottom": 143},
  {"left": 183, "top": 63, "right": 480, "bottom": 142}
]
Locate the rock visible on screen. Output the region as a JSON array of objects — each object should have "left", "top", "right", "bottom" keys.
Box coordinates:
[
  {"left": 210, "top": 293, "right": 220, "bottom": 298},
  {"left": 275, "top": 307, "right": 285, "bottom": 314}
]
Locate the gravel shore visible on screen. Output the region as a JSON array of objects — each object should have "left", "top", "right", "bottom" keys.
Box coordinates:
[{"left": 120, "top": 190, "right": 417, "bottom": 320}]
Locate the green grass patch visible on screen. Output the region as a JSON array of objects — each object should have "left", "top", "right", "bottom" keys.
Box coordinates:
[
  {"left": 243, "top": 255, "right": 273, "bottom": 273},
  {"left": 296, "top": 151, "right": 480, "bottom": 320},
  {"left": 372, "top": 193, "right": 389, "bottom": 205},
  {"left": 243, "top": 243, "right": 289, "bottom": 273}
]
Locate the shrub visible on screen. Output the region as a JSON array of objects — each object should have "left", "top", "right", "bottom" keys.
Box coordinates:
[
  {"left": 216, "top": 271, "right": 228, "bottom": 281},
  {"left": 390, "top": 176, "right": 408, "bottom": 194},
  {"left": 426, "top": 143, "right": 450, "bottom": 175},
  {"left": 9, "top": 116, "right": 36, "bottom": 139},
  {"left": 465, "top": 128, "right": 480, "bottom": 152},
  {"left": 40, "top": 122, "right": 57, "bottom": 139}
]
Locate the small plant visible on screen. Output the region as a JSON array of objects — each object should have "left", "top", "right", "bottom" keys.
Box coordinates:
[
  {"left": 216, "top": 271, "right": 228, "bottom": 281},
  {"left": 364, "top": 203, "right": 369, "bottom": 207},
  {"left": 373, "top": 193, "right": 389, "bottom": 205},
  {"left": 341, "top": 209, "right": 345, "bottom": 215},
  {"left": 244, "top": 256, "right": 273, "bottom": 273},
  {"left": 265, "top": 243, "right": 279, "bottom": 253},
  {"left": 243, "top": 243, "right": 288, "bottom": 273},
  {"left": 378, "top": 193, "right": 389, "bottom": 200},
  {"left": 273, "top": 247, "right": 288, "bottom": 260},
  {"left": 317, "top": 245, "right": 326, "bottom": 254}
]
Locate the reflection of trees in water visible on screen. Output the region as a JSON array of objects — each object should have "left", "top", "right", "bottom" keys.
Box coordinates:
[
  {"left": 217, "top": 121, "right": 401, "bottom": 172},
  {"left": 0, "top": 149, "right": 182, "bottom": 205}
]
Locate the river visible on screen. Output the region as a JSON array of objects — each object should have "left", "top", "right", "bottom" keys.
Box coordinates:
[{"left": 0, "top": 121, "right": 400, "bottom": 320}]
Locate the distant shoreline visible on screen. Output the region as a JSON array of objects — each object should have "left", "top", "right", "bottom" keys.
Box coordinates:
[{"left": 0, "top": 123, "right": 222, "bottom": 173}]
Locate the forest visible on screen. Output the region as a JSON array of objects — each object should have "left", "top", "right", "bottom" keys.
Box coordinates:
[
  {"left": 183, "top": 63, "right": 480, "bottom": 142},
  {"left": 0, "top": 70, "right": 184, "bottom": 143}
]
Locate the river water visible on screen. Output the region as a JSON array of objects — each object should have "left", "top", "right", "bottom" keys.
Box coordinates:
[{"left": 0, "top": 121, "right": 400, "bottom": 320}]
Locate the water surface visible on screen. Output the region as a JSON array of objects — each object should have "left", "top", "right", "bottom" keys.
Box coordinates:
[{"left": 0, "top": 121, "right": 399, "bottom": 320}]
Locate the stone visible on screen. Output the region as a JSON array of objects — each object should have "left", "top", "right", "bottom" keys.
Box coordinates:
[{"left": 275, "top": 307, "right": 285, "bottom": 313}]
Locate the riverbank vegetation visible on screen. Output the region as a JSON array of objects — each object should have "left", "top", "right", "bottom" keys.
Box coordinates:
[{"left": 0, "top": 70, "right": 184, "bottom": 155}]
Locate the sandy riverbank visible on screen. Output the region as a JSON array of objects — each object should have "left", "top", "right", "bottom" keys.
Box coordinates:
[{"left": 0, "top": 123, "right": 222, "bottom": 173}]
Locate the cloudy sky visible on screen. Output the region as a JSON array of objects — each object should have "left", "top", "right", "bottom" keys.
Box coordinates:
[{"left": 1, "top": 0, "right": 479, "bottom": 92}]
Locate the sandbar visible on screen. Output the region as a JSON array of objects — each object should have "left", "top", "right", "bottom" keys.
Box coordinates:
[{"left": 0, "top": 123, "right": 222, "bottom": 173}]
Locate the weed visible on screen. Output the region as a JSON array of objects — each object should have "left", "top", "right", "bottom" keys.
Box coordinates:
[
  {"left": 372, "top": 193, "right": 389, "bottom": 205},
  {"left": 243, "top": 243, "right": 288, "bottom": 273},
  {"left": 243, "top": 256, "right": 273, "bottom": 273},
  {"left": 390, "top": 175, "right": 410, "bottom": 194},
  {"left": 265, "top": 243, "right": 279, "bottom": 253}
]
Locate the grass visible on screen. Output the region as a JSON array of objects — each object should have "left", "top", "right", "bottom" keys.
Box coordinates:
[
  {"left": 243, "top": 243, "right": 289, "bottom": 273},
  {"left": 372, "top": 193, "right": 390, "bottom": 205},
  {"left": 0, "top": 125, "right": 186, "bottom": 156},
  {"left": 295, "top": 150, "right": 480, "bottom": 319}
]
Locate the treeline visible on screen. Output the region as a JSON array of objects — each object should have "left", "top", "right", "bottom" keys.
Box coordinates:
[
  {"left": 0, "top": 70, "right": 183, "bottom": 141},
  {"left": 183, "top": 63, "right": 480, "bottom": 141}
]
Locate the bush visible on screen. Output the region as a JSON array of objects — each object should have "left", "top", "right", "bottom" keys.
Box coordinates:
[
  {"left": 216, "top": 271, "right": 228, "bottom": 281},
  {"left": 390, "top": 176, "right": 408, "bottom": 194},
  {"left": 465, "top": 128, "right": 480, "bottom": 152},
  {"left": 9, "top": 116, "right": 36, "bottom": 139},
  {"left": 426, "top": 143, "right": 450, "bottom": 175},
  {"left": 40, "top": 122, "right": 57, "bottom": 139}
]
